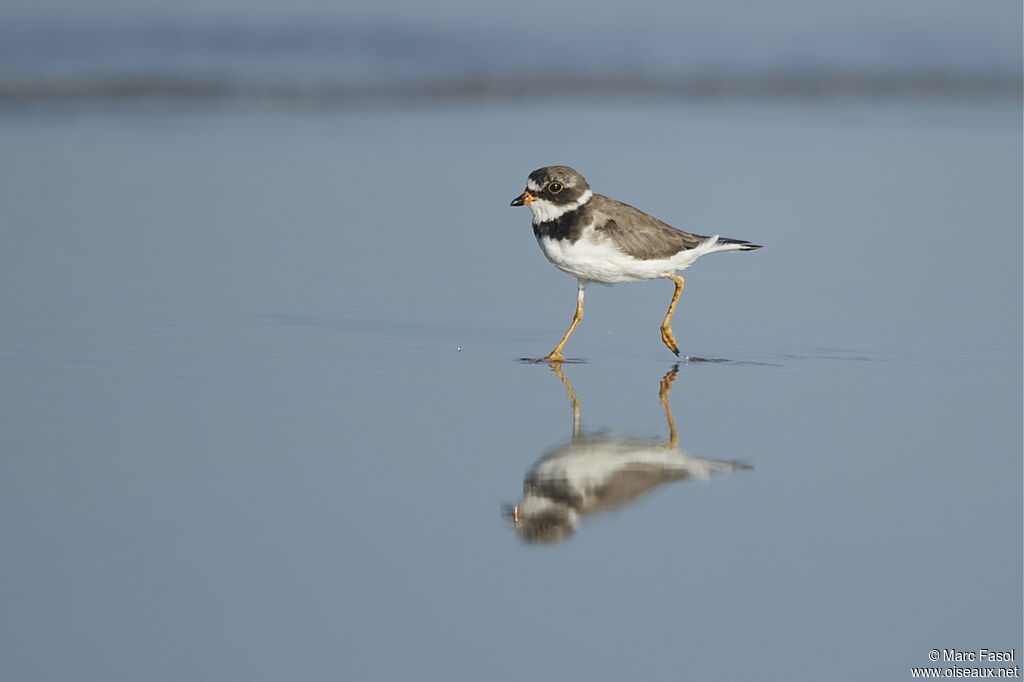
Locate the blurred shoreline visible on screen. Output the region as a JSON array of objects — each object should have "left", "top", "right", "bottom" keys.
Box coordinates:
[
  {"left": 1, "top": 72, "right": 1019, "bottom": 109},
  {"left": 2, "top": 14, "right": 1018, "bottom": 109}
]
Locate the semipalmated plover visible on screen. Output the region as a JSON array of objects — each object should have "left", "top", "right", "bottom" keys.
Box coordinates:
[
  {"left": 506, "top": 365, "right": 752, "bottom": 544},
  {"left": 510, "top": 166, "right": 761, "bottom": 361}
]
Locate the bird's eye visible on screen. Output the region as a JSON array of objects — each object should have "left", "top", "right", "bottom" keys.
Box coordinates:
[{"left": 547, "top": 182, "right": 564, "bottom": 194}]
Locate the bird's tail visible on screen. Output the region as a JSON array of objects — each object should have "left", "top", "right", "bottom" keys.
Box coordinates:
[{"left": 715, "top": 236, "right": 762, "bottom": 251}]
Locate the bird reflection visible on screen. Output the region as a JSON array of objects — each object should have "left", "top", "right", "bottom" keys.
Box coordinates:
[{"left": 507, "top": 364, "right": 751, "bottom": 544}]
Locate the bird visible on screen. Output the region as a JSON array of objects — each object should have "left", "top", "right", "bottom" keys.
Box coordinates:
[
  {"left": 510, "top": 166, "right": 761, "bottom": 361},
  {"left": 505, "top": 364, "right": 751, "bottom": 544}
]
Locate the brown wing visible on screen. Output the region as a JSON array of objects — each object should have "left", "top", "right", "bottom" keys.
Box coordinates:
[
  {"left": 581, "top": 464, "right": 692, "bottom": 514},
  {"left": 588, "top": 194, "right": 708, "bottom": 260}
]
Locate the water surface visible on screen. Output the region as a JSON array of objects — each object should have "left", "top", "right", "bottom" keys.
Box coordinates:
[{"left": 1, "top": 96, "right": 1020, "bottom": 680}]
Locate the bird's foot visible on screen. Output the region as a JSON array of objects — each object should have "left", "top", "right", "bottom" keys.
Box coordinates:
[
  {"left": 518, "top": 355, "right": 585, "bottom": 364},
  {"left": 517, "top": 350, "right": 567, "bottom": 364},
  {"left": 660, "top": 326, "right": 680, "bottom": 357}
]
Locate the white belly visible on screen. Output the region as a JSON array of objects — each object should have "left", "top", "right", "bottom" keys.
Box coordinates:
[
  {"left": 534, "top": 441, "right": 697, "bottom": 491},
  {"left": 536, "top": 224, "right": 719, "bottom": 284}
]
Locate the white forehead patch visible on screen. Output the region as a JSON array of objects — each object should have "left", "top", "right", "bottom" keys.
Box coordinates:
[{"left": 527, "top": 179, "right": 544, "bottom": 192}]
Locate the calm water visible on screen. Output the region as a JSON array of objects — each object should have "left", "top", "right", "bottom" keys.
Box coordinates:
[{"left": 1, "top": 95, "right": 1021, "bottom": 680}]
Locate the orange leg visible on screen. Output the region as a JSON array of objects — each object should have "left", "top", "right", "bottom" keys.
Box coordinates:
[
  {"left": 659, "top": 275, "right": 685, "bottom": 356},
  {"left": 658, "top": 365, "right": 680, "bottom": 448},
  {"left": 544, "top": 281, "right": 585, "bottom": 362}
]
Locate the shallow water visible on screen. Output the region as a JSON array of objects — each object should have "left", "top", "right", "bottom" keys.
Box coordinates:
[{"left": 1, "top": 98, "right": 1020, "bottom": 680}]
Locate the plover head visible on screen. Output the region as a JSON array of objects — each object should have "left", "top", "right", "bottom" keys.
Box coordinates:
[
  {"left": 505, "top": 496, "right": 580, "bottom": 544},
  {"left": 510, "top": 165, "right": 593, "bottom": 223}
]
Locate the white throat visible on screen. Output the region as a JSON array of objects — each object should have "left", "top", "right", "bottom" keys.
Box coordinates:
[
  {"left": 517, "top": 494, "right": 579, "bottom": 527},
  {"left": 529, "top": 189, "right": 593, "bottom": 224}
]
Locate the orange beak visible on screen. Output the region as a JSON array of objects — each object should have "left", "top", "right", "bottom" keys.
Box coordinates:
[
  {"left": 512, "top": 505, "right": 522, "bottom": 528},
  {"left": 510, "top": 190, "right": 535, "bottom": 207}
]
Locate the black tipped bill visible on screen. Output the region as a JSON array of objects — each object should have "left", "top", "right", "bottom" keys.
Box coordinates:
[{"left": 510, "top": 190, "right": 534, "bottom": 207}]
